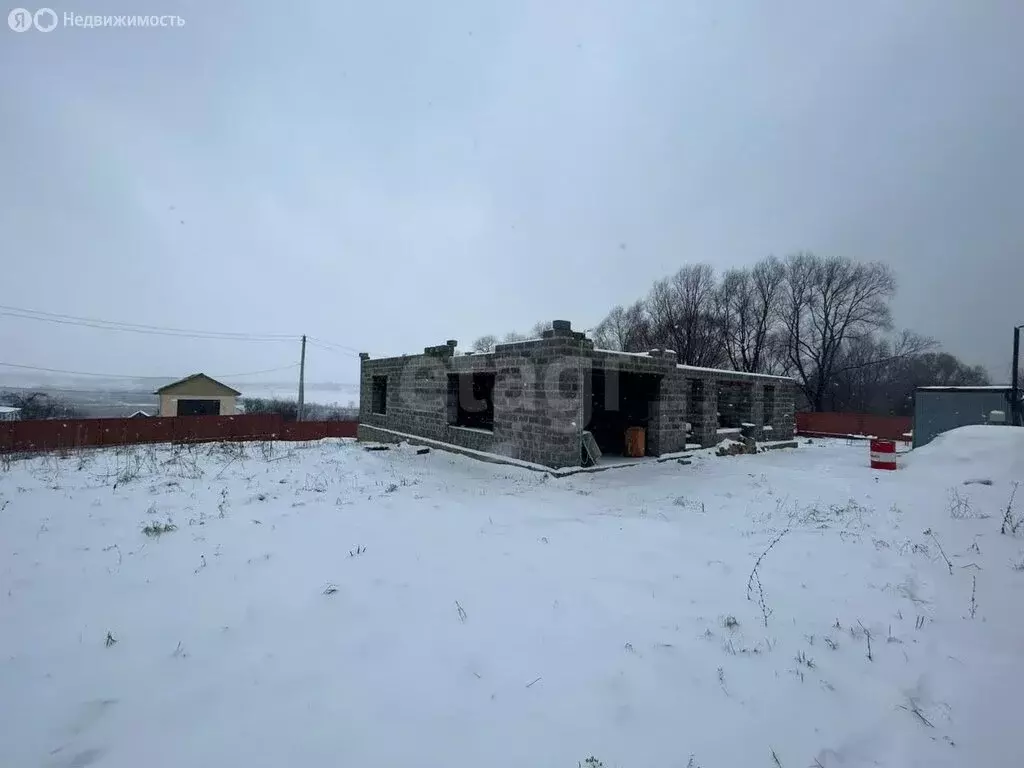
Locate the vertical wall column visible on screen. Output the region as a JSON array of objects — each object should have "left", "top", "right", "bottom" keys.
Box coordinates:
[
  {"left": 773, "top": 383, "right": 796, "bottom": 439},
  {"left": 751, "top": 385, "right": 766, "bottom": 440},
  {"left": 651, "top": 352, "right": 687, "bottom": 455},
  {"left": 688, "top": 376, "right": 720, "bottom": 447}
]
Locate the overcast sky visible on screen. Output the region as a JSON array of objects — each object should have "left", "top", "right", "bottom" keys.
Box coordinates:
[{"left": 2, "top": 0, "right": 1022, "bottom": 389}]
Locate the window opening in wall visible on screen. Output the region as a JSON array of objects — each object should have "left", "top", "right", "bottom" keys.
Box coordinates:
[
  {"left": 448, "top": 372, "right": 495, "bottom": 431},
  {"left": 717, "top": 381, "right": 753, "bottom": 429},
  {"left": 371, "top": 375, "right": 388, "bottom": 415},
  {"left": 763, "top": 385, "right": 776, "bottom": 426},
  {"left": 584, "top": 369, "right": 661, "bottom": 456}
]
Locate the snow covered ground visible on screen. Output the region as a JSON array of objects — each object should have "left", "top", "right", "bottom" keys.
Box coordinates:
[{"left": 1, "top": 427, "right": 1022, "bottom": 768}]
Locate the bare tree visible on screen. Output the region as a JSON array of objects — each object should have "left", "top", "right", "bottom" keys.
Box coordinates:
[
  {"left": 621, "top": 300, "right": 653, "bottom": 351},
  {"left": 592, "top": 301, "right": 652, "bottom": 351},
  {"left": 830, "top": 341, "right": 983, "bottom": 414},
  {"left": 645, "top": 264, "right": 724, "bottom": 366},
  {"left": 592, "top": 306, "right": 628, "bottom": 351},
  {"left": 593, "top": 304, "right": 638, "bottom": 350},
  {"left": 0, "top": 391, "right": 81, "bottom": 420},
  {"left": 836, "top": 329, "right": 936, "bottom": 377},
  {"left": 717, "top": 255, "right": 785, "bottom": 372},
  {"left": 827, "top": 334, "right": 893, "bottom": 412},
  {"left": 780, "top": 253, "right": 898, "bottom": 411},
  {"left": 499, "top": 322, "right": 552, "bottom": 343},
  {"left": 471, "top": 334, "right": 497, "bottom": 353},
  {"left": 464, "top": 251, "right": 974, "bottom": 419},
  {"left": 760, "top": 329, "right": 796, "bottom": 377},
  {"left": 673, "top": 264, "right": 724, "bottom": 367},
  {"left": 646, "top": 277, "right": 681, "bottom": 349}
]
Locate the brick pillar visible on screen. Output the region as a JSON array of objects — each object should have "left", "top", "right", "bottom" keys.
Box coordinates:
[
  {"left": 654, "top": 370, "right": 688, "bottom": 454},
  {"left": 751, "top": 384, "right": 766, "bottom": 440},
  {"left": 774, "top": 384, "right": 796, "bottom": 439},
  {"left": 690, "top": 376, "right": 718, "bottom": 446}
]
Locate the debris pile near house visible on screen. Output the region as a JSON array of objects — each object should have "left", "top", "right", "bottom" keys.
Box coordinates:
[{"left": 716, "top": 439, "right": 756, "bottom": 457}]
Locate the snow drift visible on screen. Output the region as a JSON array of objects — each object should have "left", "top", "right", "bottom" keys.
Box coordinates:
[{"left": 902, "top": 425, "right": 1024, "bottom": 481}]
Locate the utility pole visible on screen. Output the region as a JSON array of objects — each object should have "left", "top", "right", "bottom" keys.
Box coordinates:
[
  {"left": 297, "top": 334, "right": 306, "bottom": 422},
  {"left": 1012, "top": 325, "right": 1021, "bottom": 426}
]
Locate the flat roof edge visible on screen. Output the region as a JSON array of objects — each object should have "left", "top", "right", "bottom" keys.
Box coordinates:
[{"left": 916, "top": 385, "right": 1012, "bottom": 392}]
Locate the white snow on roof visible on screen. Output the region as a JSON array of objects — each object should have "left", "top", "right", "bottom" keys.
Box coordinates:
[
  {"left": 494, "top": 337, "right": 544, "bottom": 346},
  {"left": 676, "top": 364, "right": 793, "bottom": 382},
  {"left": 594, "top": 348, "right": 651, "bottom": 358},
  {"left": 593, "top": 349, "right": 793, "bottom": 381},
  {"left": 0, "top": 406, "right": 20, "bottom": 414},
  {"left": 917, "top": 385, "right": 1012, "bottom": 391}
]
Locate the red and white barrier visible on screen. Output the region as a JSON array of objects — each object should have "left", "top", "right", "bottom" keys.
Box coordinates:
[{"left": 869, "top": 438, "right": 897, "bottom": 470}]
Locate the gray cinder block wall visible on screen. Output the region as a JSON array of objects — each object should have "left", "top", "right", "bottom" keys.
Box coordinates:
[
  {"left": 358, "top": 323, "right": 590, "bottom": 469},
  {"left": 683, "top": 370, "right": 794, "bottom": 447},
  {"left": 358, "top": 320, "right": 796, "bottom": 469}
]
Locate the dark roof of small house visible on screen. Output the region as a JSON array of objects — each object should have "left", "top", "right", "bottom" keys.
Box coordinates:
[{"left": 153, "top": 373, "right": 242, "bottom": 396}]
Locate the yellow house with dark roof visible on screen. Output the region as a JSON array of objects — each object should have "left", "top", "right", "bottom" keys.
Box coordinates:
[{"left": 154, "top": 373, "right": 241, "bottom": 417}]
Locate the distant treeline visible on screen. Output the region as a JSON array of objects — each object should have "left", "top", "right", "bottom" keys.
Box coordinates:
[
  {"left": 474, "top": 252, "right": 994, "bottom": 416},
  {"left": 239, "top": 397, "right": 357, "bottom": 422},
  {"left": 0, "top": 391, "right": 358, "bottom": 422},
  {"left": 0, "top": 391, "right": 82, "bottom": 420}
]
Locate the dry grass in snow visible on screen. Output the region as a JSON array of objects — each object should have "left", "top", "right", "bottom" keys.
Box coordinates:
[{"left": 1, "top": 427, "right": 1023, "bottom": 768}]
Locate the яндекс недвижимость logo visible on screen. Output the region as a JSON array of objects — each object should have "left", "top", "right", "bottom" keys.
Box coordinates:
[{"left": 8, "top": 7, "right": 58, "bottom": 32}]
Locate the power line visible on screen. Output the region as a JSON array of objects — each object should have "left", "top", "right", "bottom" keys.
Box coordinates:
[
  {"left": 0, "top": 386, "right": 159, "bottom": 396},
  {"left": 0, "top": 384, "right": 359, "bottom": 396},
  {"left": 307, "top": 337, "right": 359, "bottom": 353},
  {"left": 0, "top": 379, "right": 359, "bottom": 395},
  {"left": 307, "top": 337, "right": 361, "bottom": 356},
  {"left": 0, "top": 387, "right": 161, "bottom": 397},
  {"left": 0, "top": 303, "right": 298, "bottom": 337},
  {"left": 217, "top": 363, "right": 303, "bottom": 379},
  {"left": 0, "top": 305, "right": 298, "bottom": 342},
  {"left": 1, "top": 304, "right": 368, "bottom": 357},
  {"left": 0, "top": 361, "right": 300, "bottom": 380}
]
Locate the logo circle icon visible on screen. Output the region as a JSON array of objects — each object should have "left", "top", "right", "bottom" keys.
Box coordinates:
[
  {"left": 34, "top": 7, "right": 57, "bottom": 31},
  {"left": 7, "top": 7, "right": 32, "bottom": 31}
]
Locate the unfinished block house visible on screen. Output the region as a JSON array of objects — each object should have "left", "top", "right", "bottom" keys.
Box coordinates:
[{"left": 358, "top": 321, "right": 796, "bottom": 469}]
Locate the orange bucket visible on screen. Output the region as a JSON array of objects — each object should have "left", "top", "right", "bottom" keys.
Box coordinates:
[{"left": 625, "top": 427, "right": 646, "bottom": 458}]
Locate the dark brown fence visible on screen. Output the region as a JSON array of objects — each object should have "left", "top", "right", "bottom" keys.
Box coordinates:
[
  {"left": 0, "top": 415, "right": 358, "bottom": 454},
  {"left": 796, "top": 412, "right": 912, "bottom": 441}
]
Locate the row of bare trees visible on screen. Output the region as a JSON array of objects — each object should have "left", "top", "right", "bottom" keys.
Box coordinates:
[
  {"left": 590, "top": 253, "right": 990, "bottom": 413},
  {"left": 471, "top": 252, "right": 991, "bottom": 414}
]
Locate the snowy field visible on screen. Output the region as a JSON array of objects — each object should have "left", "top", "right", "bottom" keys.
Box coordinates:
[{"left": 1, "top": 428, "right": 1022, "bottom": 768}]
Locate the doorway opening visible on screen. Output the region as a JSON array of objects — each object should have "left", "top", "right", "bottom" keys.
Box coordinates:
[
  {"left": 176, "top": 399, "right": 221, "bottom": 417},
  {"left": 585, "top": 369, "right": 662, "bottom": 457}
]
